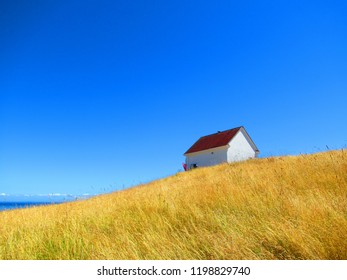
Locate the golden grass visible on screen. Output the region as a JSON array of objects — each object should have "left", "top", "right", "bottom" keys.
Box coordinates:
[{"left": 0, "top": 150, "right": 346, "bottom": 260}]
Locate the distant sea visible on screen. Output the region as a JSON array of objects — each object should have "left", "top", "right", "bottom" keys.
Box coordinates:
[
  {"left": 0, "top": 201, "right": 59, "bottom": 211},
  {"left": 0, "top": 194, "right": 94, "bottom": 212}
]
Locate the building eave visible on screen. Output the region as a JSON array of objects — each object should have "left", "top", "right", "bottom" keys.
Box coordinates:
[{"left": 184, "top": 145, "right": 229, "bottom": 156}]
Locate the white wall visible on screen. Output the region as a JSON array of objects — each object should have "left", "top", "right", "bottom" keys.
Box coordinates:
[
  {"left": 185, "top": 128, "right": 258, "bottom": 170},
  {"left": 186, "top": 146, "right": 228, "bottom": 170},
  {"left": 227, "top": 130, "right": 257, "bottom": 162}
]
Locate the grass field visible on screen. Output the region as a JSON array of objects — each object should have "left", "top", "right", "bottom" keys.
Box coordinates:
[{"left": 0, "top": 150, "right": 346, "bottom": 260}]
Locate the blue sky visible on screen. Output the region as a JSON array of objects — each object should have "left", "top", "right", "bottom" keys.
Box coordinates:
[{"left": 1, "top": 0, "right": 346, "bottom": 196}]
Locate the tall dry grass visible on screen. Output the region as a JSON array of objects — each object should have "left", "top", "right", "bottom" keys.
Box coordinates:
[{"left": 0, "top": 150, "right": 346, "bottom": 259}]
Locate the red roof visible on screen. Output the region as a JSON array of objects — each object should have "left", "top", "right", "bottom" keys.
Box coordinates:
[{"left": 184, "top": 127, "right": 242, "bottom": 155}]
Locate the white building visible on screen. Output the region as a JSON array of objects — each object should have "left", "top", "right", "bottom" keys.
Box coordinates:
[{"left": 184, "top": 126, "right": 259, "bottom": 170}]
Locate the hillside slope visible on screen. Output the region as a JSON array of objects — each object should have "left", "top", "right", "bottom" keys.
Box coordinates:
[{"left": 0, "top": 150, "right": 346, "bottom": 259}]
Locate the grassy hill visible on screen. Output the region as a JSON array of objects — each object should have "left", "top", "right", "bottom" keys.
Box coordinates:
[{"left": 0, "top": 150, "right": 346, "bottom": 260}]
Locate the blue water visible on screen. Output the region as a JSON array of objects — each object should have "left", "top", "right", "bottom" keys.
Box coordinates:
[
  {"left": 0, "top": 201, "right": 58, "bottom": 211},
  {"left": 0, "top": 194, "right": 94, "bottom": 212}
]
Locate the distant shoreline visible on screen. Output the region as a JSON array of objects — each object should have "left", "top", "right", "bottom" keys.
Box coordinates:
[
  {"left": 0, "top": 194, "right": 95, "bottom": 212},
  {"left": 0, "top": 201, "right": 61, "bottom": 212}
]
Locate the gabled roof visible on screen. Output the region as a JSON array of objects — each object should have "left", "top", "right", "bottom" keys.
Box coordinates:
[{"left": 184, "top": 126, "right": 242, "bottom": 155}]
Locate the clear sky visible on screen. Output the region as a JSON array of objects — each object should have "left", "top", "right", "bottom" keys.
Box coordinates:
[{"left": 1, "top": 0, "right": 346, "bottom": 196}]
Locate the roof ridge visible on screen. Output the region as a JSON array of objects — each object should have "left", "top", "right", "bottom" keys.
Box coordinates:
[{"left": 200, "top": 126, "right": 242, "bottom": 137}]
